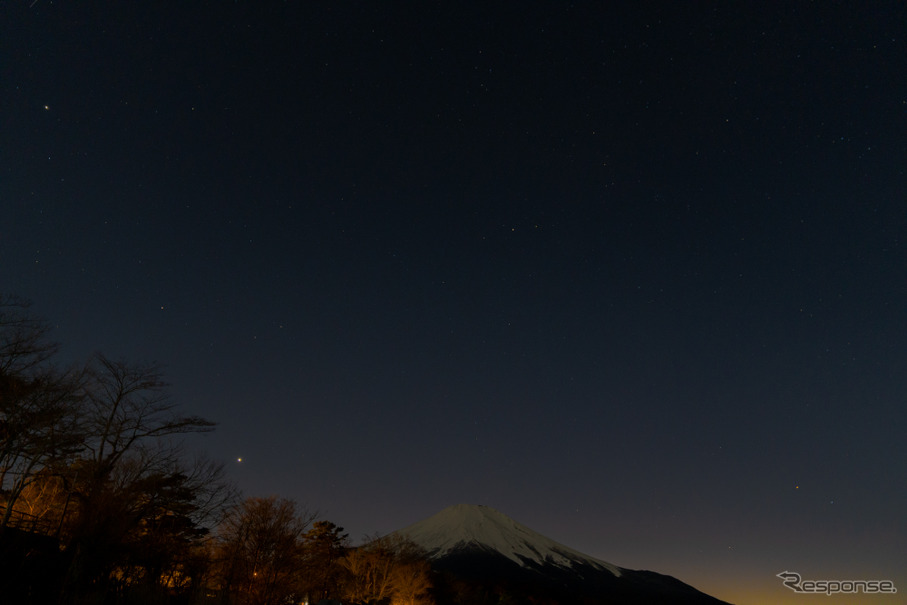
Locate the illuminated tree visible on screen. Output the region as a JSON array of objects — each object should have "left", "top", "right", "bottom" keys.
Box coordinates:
[
  {"left": 339, "top": 534, "right": 434, "bottom": 605},
  {"left": 102, "top": 453, "right": 233, "bottom": 600},
  {"left": 0, "top": 295, "right": 85, "bottom": 531},
  {"left": 0, "top": 297, "right": 236, "bottom": 604},
  {"left": 390, "top": 556, "right": 434, "bottom": 605},
  {"left": 59, "top": 355, "right": 229, "bottom": 602},
  {"left": 216, "top": 496, "right": 316, "bottom": 605}
]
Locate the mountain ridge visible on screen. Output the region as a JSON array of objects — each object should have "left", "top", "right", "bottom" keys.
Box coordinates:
[
  {"left": 393, "top": 503, "right": 732, "bottom": 605},
  {"left": 394, "top": 503, "right": 621, "bottom": 575}
]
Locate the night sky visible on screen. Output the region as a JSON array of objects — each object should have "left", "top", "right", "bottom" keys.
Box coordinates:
[{"left": 3, "top": 2, "right": 906, "bottom": 603}]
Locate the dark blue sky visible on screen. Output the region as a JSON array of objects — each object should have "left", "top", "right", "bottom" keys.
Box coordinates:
[{"left": 3, "top": 3, "right": 906, "bottom": 603}]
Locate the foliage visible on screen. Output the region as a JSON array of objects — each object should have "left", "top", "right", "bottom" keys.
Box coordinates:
[
  {"left": 339, "top": 533, "right": 434, "bottom": 605},
  {"left": 0, "top": 294, "right": 235, "bottom": 604},
  {"left": 215, "top": 496, "right": 316, "bottom": 605},
  {"left": 0, "top": 295, "right": 85, "bottom": 530},
  {"left": 303, "top": 520, "right": 350, "bottom": 602},
  {"left": 0, "top": 295, "right": 440, "bottom": 605}
]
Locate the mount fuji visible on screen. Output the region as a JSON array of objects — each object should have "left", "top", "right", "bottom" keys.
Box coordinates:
[{"left": 394, "top": 504, "right": 731, "bottom": 605}]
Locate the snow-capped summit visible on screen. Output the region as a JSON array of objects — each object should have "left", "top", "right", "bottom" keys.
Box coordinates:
[
  {"left": 392, "top": 504, "right": 733, "bottom": 605},
  {"left": 395, "top": 503, "right": 621, "bottom": 576}
]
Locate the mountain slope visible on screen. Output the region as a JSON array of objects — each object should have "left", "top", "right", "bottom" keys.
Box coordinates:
[
  {"left": 394, "top": 504, "right": 731, "bottom": 605},
  {"left": 395, "top": 503, "right": 621, "bottom": 575}
]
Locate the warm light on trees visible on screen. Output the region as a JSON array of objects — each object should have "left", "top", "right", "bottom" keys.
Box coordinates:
[
  {"left": 390, "top": 556, "right": 434, "bottom": 605},
  {"left": 0, "top": 295, "right": 85, "bottom": 531},
  {"left": 1, "top": 295, "right": 236, "bottom": 604},
  {"left": 215, "top": 496, "right": 316, "bottom": 605},
  {"left": 339, "top": 534, "right": 434, "bottom": 605},
  {"left": 58, "top": 354, "right": 230, "bottom": 602},
  {"left": 1, "top": 293, "right": 435, "bottom": 605}
]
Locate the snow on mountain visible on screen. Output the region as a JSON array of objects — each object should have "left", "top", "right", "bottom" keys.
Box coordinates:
[{"left": 394, "top": 503, "right": 622, "bottom": 577}]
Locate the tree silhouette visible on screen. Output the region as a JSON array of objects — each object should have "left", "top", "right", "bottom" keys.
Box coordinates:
[
  {"left": 58, "top": 355, "right": 231, "bottom": 602},
  {"left": 303, "top": 520, "right": 349, "bottom": 601},
  {"left": 339, "top": 534, "right": 434, "bottom": 605},
  {"left": 0, "top": 295, "right": 85, "bottom": 531},
  {"left": 216, "top": 496, "right": 316, "bottom": 605},
  {"left": 1, "top": 296, "right": 235, "bottom": 604}
]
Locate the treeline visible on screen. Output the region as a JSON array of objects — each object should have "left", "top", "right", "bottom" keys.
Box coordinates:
[{"left": 0, "top": 295, "right": 432, "bottom": 605}]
